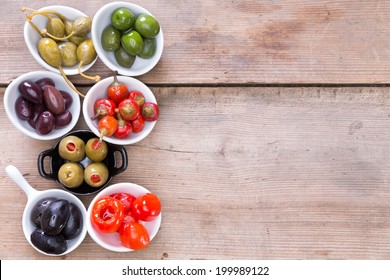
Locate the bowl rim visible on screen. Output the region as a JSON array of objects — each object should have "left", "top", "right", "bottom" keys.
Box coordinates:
[
  {"left": 86, "top": 182, "right": 162, "bottom": 252},
  {"left": 23, "top": 5, "right": 98, "bottom": 75},
  {"left": 82, "top": 75, "right": 157, "bottom": 145},
  {"left": 91, "top": 1, "right": 164, "bottom": 76},
  {"left": 4, "top": 70, "right": 81, "bottom": 140}
]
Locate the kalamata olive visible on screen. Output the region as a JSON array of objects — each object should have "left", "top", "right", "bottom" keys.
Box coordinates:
[
  {"left": 28, "top": 103, "right": 47, "bottom": 129},
  {"left": 36, "top": 111, "right": 55, "bottom": 135},
  {"left": 43, "top": 85, "right": 65, "bottom": 115},
  {"left": 31, "top": 197, "right": 56, "bottom": 227},
  {"left": 40, "top": 199, "right": 70, "bottom": 235},
  {"left": 55, "top": 110, "right": 72, "bottom": 127},
  {"left": 59, "top": 90, "right": 73, "bottom": 109},
  {"left": 15, "top": 96, "right": 32, "bottom": 120},
  {"left": 35, "top": 78, "right": 55, "bottom": 91},
  {"left": 61, "top": 203, "right": 83, "bottom": 240},
  {"left": 18, "top": 80, "right": 43, "bottom": 104},
  {"left": 31, "top": 228, "right": 67, "bottom": 255}
]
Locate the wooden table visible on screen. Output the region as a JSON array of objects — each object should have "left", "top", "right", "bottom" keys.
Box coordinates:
[{"left": 1, "top": 0, "right": 390, "bottom": 260}]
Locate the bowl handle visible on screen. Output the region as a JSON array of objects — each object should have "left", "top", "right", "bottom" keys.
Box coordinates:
[
  {"left": 37, "top": 148, "right": 56, "bottom": 180},
  {"left": 111, "top": 145, "right": 128, "bottom": 176}
]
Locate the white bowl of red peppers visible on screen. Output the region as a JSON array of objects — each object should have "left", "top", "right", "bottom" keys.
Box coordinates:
[
  {"left": 82, "top": 72, "right": 159, "bottom": 145},
  {"left": 86, "top": 182, "right": 161, "bottom": 252}
]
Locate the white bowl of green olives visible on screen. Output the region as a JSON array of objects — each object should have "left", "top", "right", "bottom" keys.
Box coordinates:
[
  {"left": 91, "top": 2, "right": 163, "bottom": 76},
  {"left": 5, "top": 165, "right": 87, "bottom": 256},
  {"left": 23, "top": 5, "right": 98, "bottom": 76},
  {"left": 4, "top": 71, "right": 81, "bottom": 140}
]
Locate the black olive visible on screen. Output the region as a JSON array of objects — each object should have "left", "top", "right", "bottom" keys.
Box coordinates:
[
  {"left": 30, "top": 197, "right": 56, "bottom": 227},
  {"left": 31, "top": 228, "right": 67, "bottom": 255},
  {"left": 61, "top": 203, "right": 83, "bottom": 240},
  {"left": 40, "top": 199, "right": 70, "bottom": 235}
]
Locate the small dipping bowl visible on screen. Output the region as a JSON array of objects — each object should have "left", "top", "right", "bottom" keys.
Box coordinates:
[
  {"left": 38, "top": 130, "right": 128, "bottom": 195},
  {"left": 5, "top": 165, "right": 87, "bottom": 256},
  {"left": 87, "top": 182, "right": 162, "bottom": 252}
]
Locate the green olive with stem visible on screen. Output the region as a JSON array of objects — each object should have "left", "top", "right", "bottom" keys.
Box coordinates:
[{"left": 76, "top": 39, "right": 100, "bottom": 82}]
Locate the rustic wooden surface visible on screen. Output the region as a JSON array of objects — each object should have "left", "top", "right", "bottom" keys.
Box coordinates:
[
  {"left": 1, "top": 0, "right": 390, "bottom": 260},
  {"left": 1, "top": 0, "right": 390, "bottom": 85}
]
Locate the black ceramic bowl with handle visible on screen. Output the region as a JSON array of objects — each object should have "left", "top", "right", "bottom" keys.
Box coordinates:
[{"left": 38, "top": 130, "right": 128, "bottom": 195}]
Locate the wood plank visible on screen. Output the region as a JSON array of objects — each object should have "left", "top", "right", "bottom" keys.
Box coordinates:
[
  {"left": 1, "top": 0, "right": 390, "bottom": 85},
  {"left": 1, "top": 86, "right": 390, "bottom": 259}
]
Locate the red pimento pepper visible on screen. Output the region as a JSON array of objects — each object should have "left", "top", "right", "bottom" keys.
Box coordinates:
[
  {"left": 141, "top": 102, "right": 159, "bottom": 121},
  {"left": 114, "top": 108, "right": 132, "bottom": 139},
  {"left": 107, "top": 71, "right": 129, "bottom": 104},
  {"left": 118, "top": 98, "right": 140, "bottom": 121},
  {"left": 128, "top": 90, "right": 145, "bottom": 107},
  {"left": 92, "top": 98, "right": 116, "bottom": 121},
  {"left": 98, "top": 115, "right": 118, "bottom": 142},
  {"left": 91, "top": 197, "right": 125, "bottom": 233}
]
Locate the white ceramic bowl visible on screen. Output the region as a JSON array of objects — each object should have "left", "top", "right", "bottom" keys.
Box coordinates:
[
  {"left": 86, "top": 182, "right": 162, "bottom": 252},
  {"left": 4, "top": 71, "right": 81, "bottom": 140},
  {"left": 23, "top": 5, "right": 97, "bottom": 75},
  {"left": 91, "top": 1, "right": 164, "bottom": 76},
  {"left": 82, "top": 75, "right": 157, "bottom": 145},
  {"left": 5, "top": 165, "right": 87, "bottom": 256}
]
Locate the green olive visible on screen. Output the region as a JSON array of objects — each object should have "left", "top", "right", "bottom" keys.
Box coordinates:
[
  {"left": 101, "top": 25, "right": 121, "bottom": 51},
  {"left": 121, "top": 30, "right": 143, "bottom": 55},
  {"left": 47, "top": 17, "right": 65, "bottom": 39},
  {"left": 64, "top": 18, "right": 85, "bottom": 45},
  {"left": 138, "top": 37, "right": 156, "bottom": 59},
  {"left": 58, "top": 135, "right": 85, "bottom": 162},
  {"left": 85, "top": 138, "right": 108, "bottom": 162},
  {"left": 58, "top": 162, "right": 84, "bottom": 188},
  {"left": 59, "top": 42, "right": 78, "bottom": 67},
  {"left": 77, "top": 38, "right": 97, "bottom": 65},
  {"left": 84, "top": 162, "right": 109, "bottom": 188},
  {"left": 135, "top": 14, "right": 160, "bottom": 38},
  {"left": 38, "top": 38, "right": 62, "bottom": 67},
  {"left": 111, "top": 7, "right": 135, "bottom": 31},
  {"left": 114, "top": 46, "right": 136, "bottom": 67}
]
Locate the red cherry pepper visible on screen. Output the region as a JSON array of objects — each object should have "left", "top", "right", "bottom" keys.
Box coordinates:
[
  {"left": 128, "top": 90, "right": 145, "bottom": 107},
  {"left": 131, "top": 114, "right": 145, "bottom": 133},
  {"left": 91, "top": 197, "right": 125, "bottom": 233},
  {"left": 91, "top": 98, "right": 116, "bottom": 121},
  {"left": 114, "top": 108, "right": 132, "bottom": 139},
  {"left": 107, "top": 71, "right": 129, "bottom": 104},
  {"left": 141, "top": 102, "right": 159, "bottom": 121},
  {"left": 98, "top": 115, "right": 118, "bottom": 142},
  {"left": 118, "top": 98, "right": 140, "bottom": 121}
]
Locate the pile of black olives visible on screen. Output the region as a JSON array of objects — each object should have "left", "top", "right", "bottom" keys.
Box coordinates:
[
  {"left": 15, "top": 77, "right": 74, "bottom": 135},
  {"left": 101, "top": 7, "right": 160, "bottom": 68},
  {"left": 30, "top": 197, "right": 83, "bottom": 255},
  {"left": 58, "top": 135, "right": 110, "bottom": 188}
]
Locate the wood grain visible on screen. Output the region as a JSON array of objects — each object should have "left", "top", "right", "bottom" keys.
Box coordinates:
[
  {"left": 1, "top": 86, "right": 390, "bottom": 259},
  {"left": 1, "top": 0, "right": 390, "bottom": 85}
]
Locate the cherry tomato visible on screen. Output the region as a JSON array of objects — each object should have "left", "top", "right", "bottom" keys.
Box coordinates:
[
  {"left": 110, "top": 192, "right": 136, "bottom": 213},
  {"left": 141, "top": 102, "right": 159, "bottom": 121},
  {"left": 118, "top": 98, "right": 140, "bottom": 121},
  {"left": 107, "top": 71, "right": 129, "bottom": 104},
  {"left": 91, "top": 197, "right": 124, "bottom": 233},
  {"left": 131, "top": 114, "right": 145, "bottom": 133},
  {"left": 128, "top": 90, "right": 145, "bottom": 107},
  {"left": 132, "top": 193, "right": 161, "bottom": 222},
  {"left": 119, "top": 222, "right": 150, "bottom": 250}
]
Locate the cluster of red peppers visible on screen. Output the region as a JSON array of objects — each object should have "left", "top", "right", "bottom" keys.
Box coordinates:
[
  {"left": 92, "top": 72, "right": 160, "bottom": 142},
  {"left": 91, "top": 192, "right": 161, "bottom": 250}
]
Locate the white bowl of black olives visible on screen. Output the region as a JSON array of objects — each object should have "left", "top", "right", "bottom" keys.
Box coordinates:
[
  {"left": 5, "top": 165, "right": 87, "bottom": 256},
  {"left": 91, "top": 2, "right": 164, "bottom": 76},
  {"left": 23, "top": 5, "right": 98, "bottom": 78},
  {"left": 4, "top": 71, "right": 81, "bottom": 140}
]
